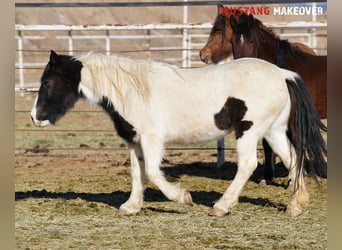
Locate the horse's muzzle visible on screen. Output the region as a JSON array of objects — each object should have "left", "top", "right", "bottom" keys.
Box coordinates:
[
  {"left": 199, "top": 50, "right": 211, "bottom": 64},
  {"left": 30, "top": 101, "right": 51, "bottom": 127},
  {"left": 30, "top": 115, "right": 50, "bottom": 127}
]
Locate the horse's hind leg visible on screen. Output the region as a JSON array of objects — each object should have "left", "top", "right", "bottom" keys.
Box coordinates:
[
  {"left": 210, "top": 133, "right": 259, "bottom": 217},
  {"left": 119, "top": 144, "right": 146, "bottom": 215},
  {"left": 140, "top": 135, "right": 193, "bottom": 206},
  {"left": 264, "top": 130, "right": 309, "bottom": 216}
]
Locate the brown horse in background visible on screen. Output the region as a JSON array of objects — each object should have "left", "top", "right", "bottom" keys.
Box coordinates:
[
  {"left": 200, "top": 6, "right": 326, "bottom": 184},
  {"left": 199, "top": 6, "right": 316, "bottom": 64}
]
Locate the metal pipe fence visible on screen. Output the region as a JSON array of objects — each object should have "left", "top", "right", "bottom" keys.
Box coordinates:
[{"left": 15, "top": 21, "right": 327, "bottom": 90}]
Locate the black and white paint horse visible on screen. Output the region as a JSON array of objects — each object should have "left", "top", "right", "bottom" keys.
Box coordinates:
[{"left": 31, "top": 50, "right": 327, "bottom": 217}]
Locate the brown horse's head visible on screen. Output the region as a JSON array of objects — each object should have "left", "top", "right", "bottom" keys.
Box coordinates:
[
  {"left": 229, "top": 14, "right": 316, "bottom": 61},
  {"left": 199, "top": 5, "right": 238, "bottom": 64},
  {"left": 229, "top": 13, "right": 259, "bottom": 59}
]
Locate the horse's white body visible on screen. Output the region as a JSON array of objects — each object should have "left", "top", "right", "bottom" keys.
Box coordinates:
[
  {"left": 75, "top": 54, "right": 306, "bottom": 216},
  {"left": 79, "top": 54, "right": 291, "bottom": 144}
]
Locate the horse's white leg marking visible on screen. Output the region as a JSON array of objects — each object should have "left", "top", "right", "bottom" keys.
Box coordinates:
[
  {"left": 140, "top": 135, "right": 193, "bottom": 205},
  {"left": 264, "top": 130, "right": 309, "bottom": 216},
  {"left": 119, "top": 144, "right": 146, "bottom": 215},
  {"left": 240, "top": 35, "right": 244, "bottom": 45},
  {"left": 210, "top": 133, "right": 259, "bottom": 216}
]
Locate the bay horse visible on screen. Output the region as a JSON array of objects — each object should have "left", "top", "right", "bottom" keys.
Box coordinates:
[
  {"left": 200, "top": 6, "right": 324, "bottom": 184},
  {"left": 199, "top": 6, "right": 316, "bottom": 64},
  {"left": 31, "top": 50, "right": 327, "bottom": 217}
]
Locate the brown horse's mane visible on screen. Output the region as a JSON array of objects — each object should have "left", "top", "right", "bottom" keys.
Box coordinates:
[
  {"left": 249, "top": 16, "right": 293, "bottom": 67},
  {"left": 252, "top": 17, "right": 278, "bottom": 38}
]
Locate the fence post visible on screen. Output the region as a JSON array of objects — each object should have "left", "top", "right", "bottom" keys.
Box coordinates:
[
  {"left": 17, "top": 30, "right": 24, "bottom": 90},
  {"left": 105, "top": 30, "right": 111, "bottom": 56},
  {"left": 146, "top": 29, "right": 151, "bottom": 59},
  {"left": 68, "top": 30, "right": 73, "bottom": 55},
  {"left": 182, "top": 0, "right": 188, "bottom": 67}
]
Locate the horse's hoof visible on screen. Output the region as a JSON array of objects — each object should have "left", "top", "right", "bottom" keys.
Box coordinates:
[
  {"left": 260, "top": 179, "right": 273, "bottom": 185},
  {"left": 286, "top": 207, "right": 302, "bottom": 217},
  {"left": 118, "top": 205, "right": 141, "bottom": 216},
  {"left": 183, "top": 191, "right": 193, "bottom": 206},
  {"left": 117, "top": 209, "right": 139, "bottom": 216},
  {"left": 208, "top": 207, "right": 227, "bottom": 217},
  {"left": 259, "top": 179, "right": 267, "bottom": 185},
  {"left": 286, "top": 180, "right": 293, "bottom": 190}
]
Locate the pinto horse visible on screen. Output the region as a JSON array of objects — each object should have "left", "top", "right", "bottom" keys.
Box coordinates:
[
  {"left": 31, "top": 50, "right": 326, "bottom": 217},
  {"left": 200, "top": 7, "right": 324, "bottom": 184}
]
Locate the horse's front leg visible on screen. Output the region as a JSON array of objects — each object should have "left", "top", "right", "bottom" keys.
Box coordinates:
[
  {"left": 118, "top": 143, "right": 146, "bottom": 215},
  {"left": 140, "top": 135, "right": 193, "bottom": 206}
]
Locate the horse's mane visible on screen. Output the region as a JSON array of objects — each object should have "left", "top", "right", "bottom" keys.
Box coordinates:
[
  {"left": 252, "top": 17, "right": 277, "bottom": 38},
  {"left": 78, "top": 53, "right": 151, "bottom": 104},
  {"left": 251, "top": 17, "right": 293, "bottom": 67}
]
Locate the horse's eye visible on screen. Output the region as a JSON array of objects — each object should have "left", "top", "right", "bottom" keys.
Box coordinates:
[
  {"left": 41, "top": 80, "right": 50, "bottom": 87},
  {"left": 48, "top": 62, "right": 55, "bottom": 70}
]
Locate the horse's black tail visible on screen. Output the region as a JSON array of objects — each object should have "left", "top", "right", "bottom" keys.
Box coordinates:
[{"left": 286, "top": 76, "right": 327, "bottom": 187}]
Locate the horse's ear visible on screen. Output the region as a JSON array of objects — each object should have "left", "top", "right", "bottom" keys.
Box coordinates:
[
  {"left": 248, "top": 14, "right": 254, "bottom": 28},
  {"left": 49, "top": 50, "right": 58, "bottom": 65},
  {"left": 217, "top": 4, "right": 223, "bottom": 15},
  {"left": 230, "top": 15, "right": 238, "bottom": 32}
]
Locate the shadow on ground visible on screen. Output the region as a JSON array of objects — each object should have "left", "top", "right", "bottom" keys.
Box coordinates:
[{"left": 15, "top": 159, "right": 291, "bottom": 212}]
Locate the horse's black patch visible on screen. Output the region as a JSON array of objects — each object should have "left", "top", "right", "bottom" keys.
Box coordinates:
[
  {"left": 214, "top": 97, "right": 253, "bottom": 139},
  {"left": 99, "top": 97, "right": 137, "bottom": 144}
]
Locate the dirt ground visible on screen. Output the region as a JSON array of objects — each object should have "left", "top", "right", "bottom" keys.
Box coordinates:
[{"left": 15, "top": 146, "right": 327, "bottom": 249}]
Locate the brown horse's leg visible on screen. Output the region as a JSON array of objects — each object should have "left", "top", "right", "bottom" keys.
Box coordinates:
[{"left": 262, "top": 139, "right": 275, "bottom": 185}]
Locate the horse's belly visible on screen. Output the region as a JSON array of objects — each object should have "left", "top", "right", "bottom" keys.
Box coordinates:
[{"left": 164, "top": 120, "right": 228, "bottom": 144}]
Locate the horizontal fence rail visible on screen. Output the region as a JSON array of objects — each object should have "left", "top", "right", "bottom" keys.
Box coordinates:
[{"left": 15, "top": 21, "right": 327, "bottom": 91}]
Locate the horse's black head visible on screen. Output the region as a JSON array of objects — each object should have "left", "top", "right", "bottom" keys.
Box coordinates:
[
  {"left": 30, "top": 50, "right": 83, "bottom": 127},
  {"left": 230, "top": 14, "right": 257, "bottom": 58}
]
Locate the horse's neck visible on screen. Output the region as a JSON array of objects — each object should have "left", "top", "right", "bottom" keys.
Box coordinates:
[
  {"left": 79, "top": 55, "right": 151, "bottom": 114},
  {"left": 255, "top": 30, "right": 278, "bottom": 64}
]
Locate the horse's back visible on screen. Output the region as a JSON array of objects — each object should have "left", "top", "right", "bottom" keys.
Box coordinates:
[{"left": 111, "top": 57, "right": 296, "bottom": 146}]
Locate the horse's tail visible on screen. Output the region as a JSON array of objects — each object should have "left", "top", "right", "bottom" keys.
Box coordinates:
[{"left": 285, "top": 75, "right": 327, "bottom": 187}]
